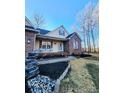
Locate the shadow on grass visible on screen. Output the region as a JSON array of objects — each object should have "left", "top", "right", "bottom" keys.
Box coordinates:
[
  {"left": 84, "top": 56, "right": 99, "bottom": 61},
  {"left": 79, "top": 53, "right": 99, "bottom": 61},
  {"left": 86, "top": 64, "right": 99, "bottom": 92}
]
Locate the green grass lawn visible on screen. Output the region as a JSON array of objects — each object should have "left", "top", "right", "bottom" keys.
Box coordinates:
[
  {"left": 59, "top": 54, "right": 99, "bottom": 93},
  {"left": 86, "top": 63, "right": 99, "bottom": 92}
]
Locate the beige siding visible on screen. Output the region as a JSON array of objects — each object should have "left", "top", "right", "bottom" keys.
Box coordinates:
[
  {"left": 52, "top": 41, "right": 64, "bottom": 52},
  {"left": 35, "top": 40, "right": 40, "bottom": 50},
  {"left": 35, "top": 40, "right": 64, "bottom": 52},
  {"left": 45, "top": 26, "right": 68, "bottom": 38}
]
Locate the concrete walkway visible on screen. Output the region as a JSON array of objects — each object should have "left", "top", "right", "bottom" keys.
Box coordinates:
[{"left": 38, "top": 56, "right": 76, "bottom": 65}]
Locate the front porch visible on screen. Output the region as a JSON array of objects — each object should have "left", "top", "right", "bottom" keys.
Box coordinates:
[
  {"left": 35, "top": 41, "right": 64, "bottom": 53},
  {"left": 35, "top": 35, "right": 68, "bottom": 53}
]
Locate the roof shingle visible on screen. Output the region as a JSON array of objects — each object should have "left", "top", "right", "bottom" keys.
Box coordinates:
[
  {"left": 25, "top": 25, "right": 39, "bottom": 33},
  {"left": 36, "top": 28, "right": 50, "bottom": 35}
]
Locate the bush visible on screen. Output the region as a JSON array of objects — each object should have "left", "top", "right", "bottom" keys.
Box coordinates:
[{"left": 36, "top": 52, "right": 69, "bottom": 59}]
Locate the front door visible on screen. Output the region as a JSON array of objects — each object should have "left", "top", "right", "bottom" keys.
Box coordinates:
[{"left": 52, "top": 41, "right": 58, "bottom": 52}]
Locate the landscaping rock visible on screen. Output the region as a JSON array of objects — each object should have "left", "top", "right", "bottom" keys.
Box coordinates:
[
  {"left": 25, "top": 59, "right": 39, "bottom": 79},
  {"left": 27, "top": 53, "right": 39, "bottom": 59},
  {"left": 27, "top": 75, "right": 56, "bottom": 93}
]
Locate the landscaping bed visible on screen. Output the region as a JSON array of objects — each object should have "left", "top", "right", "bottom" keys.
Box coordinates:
[
  {"left": 38, "top": 62, "right": 69, "bottom": 80},
  {"left": 36, "top": 52, "right": 69, "bottom": 60},
  {"left": 26, "top": 61, "right": 69, "bottom": 93}
]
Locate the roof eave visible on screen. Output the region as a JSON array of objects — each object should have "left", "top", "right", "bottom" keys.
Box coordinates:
[
  {"left": 25, "top": 28, "right": 39, "bottom": 33},
  {"left": 36, "top": 35, "right": 68, "bottom": 41}
]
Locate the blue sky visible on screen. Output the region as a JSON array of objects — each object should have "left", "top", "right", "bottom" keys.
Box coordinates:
[
  {"left": 25, "top": 0, "right": 99, "bottom": 47},
  {"left": 25, "top": 0, "right": 98, "bottom": 31}
]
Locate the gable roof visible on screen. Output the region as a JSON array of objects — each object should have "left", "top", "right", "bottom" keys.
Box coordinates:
[
  {"left": 46, "top": 25, "right": 69, "bottom": 36},
  {"left": 25, "top": 25, "right": 39, "bottom": 33},
  {"left": 66, "top": 32, "right": 74, "bottom": 38},
  {"left": 25, "top": 17, "right": 39, "bottom": 33},
  {"left": 25, "top": 16, "right": 34, "bottom": 27},
  {"left": 36, "top": 28, "right": 50, "bottom": 35},
  {"left": 53, "top": 25, "right": 69, "bottom": 35},
  {"left": 66, "top": 32, "right": 82, "bottom": 41},
  {"left": 25, "top": 25, "right": 34, "bottom": 29}
]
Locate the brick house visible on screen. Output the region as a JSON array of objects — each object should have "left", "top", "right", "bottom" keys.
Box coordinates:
[
  {"left": 25, "top": 17, "right": 82, "bottom": 57},
  {"left": 25, "top": 17, "right": 39, "bottom": 57},
  {"left": 66, "top": 32, "right": 82, "bottom": 55}
]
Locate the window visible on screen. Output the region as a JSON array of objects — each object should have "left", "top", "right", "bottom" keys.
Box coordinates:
[
  {"left": 75, "top": 41, "right": 79, "bottom": 49},
  {"left": 47, "top": 42, "right": 51, "bottom": 49},
  {"left": 41, "top": 42, "right": 47, "bottom": 50},
  {"left": 73, "top": 41, "right": 75, "bottom": 49},
  {"left": 59, "top": 28, "right": 65, "bottom": 36},
  {"left": 41, "top": 41, "right": 51, "bottom": 50},
  {"left": 59, "top": 43, "right": 63, "bottom": 50},
  {"left": 42, "top": 45, "right": 46, "bottom": 49},
  {"left": 73, "top": 40, "right": 79, "bottom": 49}
]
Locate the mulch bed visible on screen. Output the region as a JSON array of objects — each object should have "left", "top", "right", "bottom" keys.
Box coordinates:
[
  {"left": 38, "top": 62, "right": 69, "bottom": 80},
  {"left": 25, "top": 61, "right": 69, "bottom": 93}
]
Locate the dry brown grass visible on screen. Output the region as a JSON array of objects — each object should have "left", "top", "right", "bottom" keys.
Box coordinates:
[{"left": 59, "top": 57, "right": 99, "bottom": 93}]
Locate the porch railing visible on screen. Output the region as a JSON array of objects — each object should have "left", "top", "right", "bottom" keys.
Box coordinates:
[
  {"left": 40, "top": 48, "right": 53, "bottom": 52},
  {"left": 33, "top": 48, "right": 53, "bottom": 53}
]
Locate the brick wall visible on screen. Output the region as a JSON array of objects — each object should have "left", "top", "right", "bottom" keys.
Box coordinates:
[
  {"left": 25, "top": 30, "right": 36, "bottom": 57},
  {"left": 66, "top": 34, "right": 82, "bottom": 55}
]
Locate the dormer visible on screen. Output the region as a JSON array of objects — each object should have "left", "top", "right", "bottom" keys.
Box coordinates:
[
  {"left": 59, "top": 27, "right": 65, "bottom": 36},
  {"left": 45, "top": 25, "right": 69, "bottom": 38}
]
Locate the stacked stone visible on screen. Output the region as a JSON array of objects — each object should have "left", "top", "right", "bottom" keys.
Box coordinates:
[
  {"left": 25, "top": 53, "right": 39, "bottom": 79},
  {"left": 25, "top": 53, "right": 56, "bottom": 93},
  {"left": 27, "top": 75, "right": 56, "bottom": 93},
  {"left": 27, "top": 53, "right": 39, "bottom": 59}
]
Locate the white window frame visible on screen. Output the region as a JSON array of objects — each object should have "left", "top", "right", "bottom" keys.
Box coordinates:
[
  {"left": 41, "top": 41, "right": 52, "bottom": 50},
  {"left": 73, "top": 40, "right": 79, "bottom": 49},
  {"left": 59, "top": 43, "right": 63, "bottom": 51},
  {"left": 73, "top": 41, "right": 76, "bottom": 49},
  {"left": 75, "top": 41, "right": 79, "bottom": 49}
]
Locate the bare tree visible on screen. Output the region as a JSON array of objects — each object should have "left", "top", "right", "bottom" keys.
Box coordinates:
[
  {"left": 77, "top": 1, "right": 92, "bottom": 53},
  {"left": 71, "top": 24, "right": 79, "bottom": 32},
  {"left": 77, "top": 1, "right": 99, "bottom": 53},
  {"left": 33, "top": 13, "right": 45, "bottom": 28},
  {"left": 80, "top": 19, "right": 87, "bottom": 52},
  {"left": 91, "top": 3, "right": 99, "bottom": 52}
]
